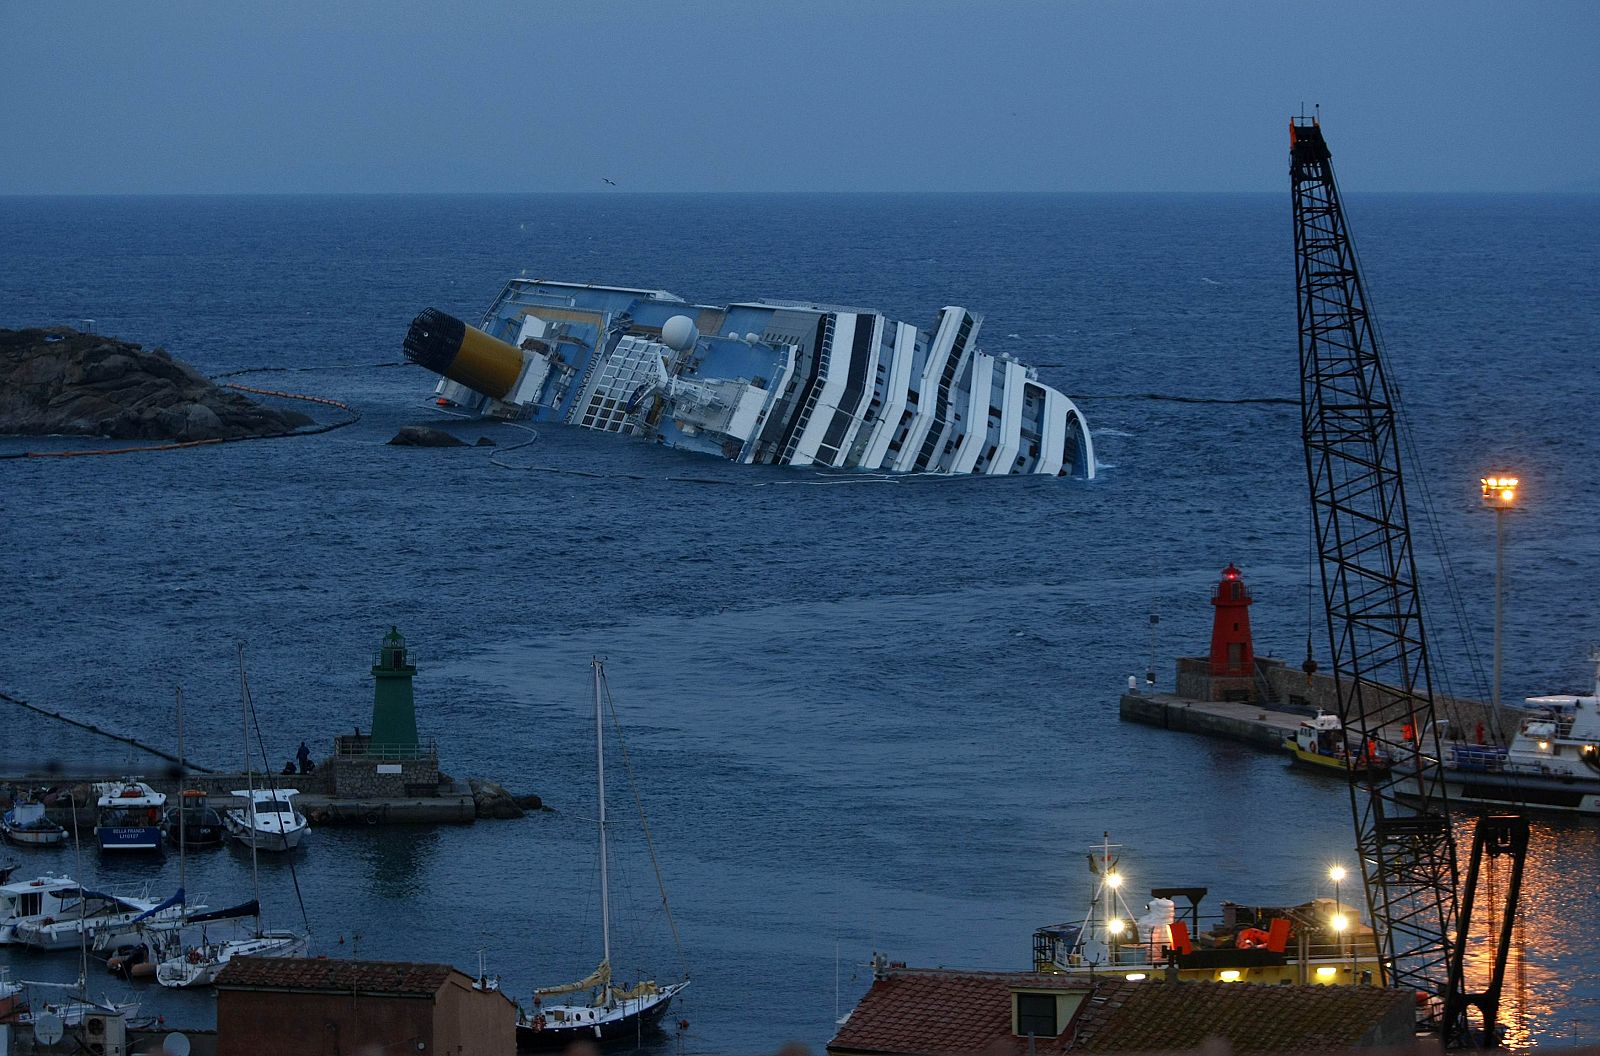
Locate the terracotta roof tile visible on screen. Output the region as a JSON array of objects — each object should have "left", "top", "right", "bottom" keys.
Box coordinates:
[
  {"left": 828, "top": 970, "right": 1092, "bottom": 1056},
  {"left": 1069, "top": 980, "right": 1412, "bottom": 1053},
  {"left": 214, "top": 957, "right": 459, "bottom": 997},
  {"left": 828, "top": 970, "right": 1415, "bottom": 1056}
]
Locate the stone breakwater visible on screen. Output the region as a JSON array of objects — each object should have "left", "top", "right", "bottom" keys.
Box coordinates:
[{"left": 0, "top": 326, "right": 312, "bottom": 441}]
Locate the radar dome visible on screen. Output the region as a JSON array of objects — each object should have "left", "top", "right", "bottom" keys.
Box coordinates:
[{"left": 661, "top": 315, "right": 699, "bottom": 352}]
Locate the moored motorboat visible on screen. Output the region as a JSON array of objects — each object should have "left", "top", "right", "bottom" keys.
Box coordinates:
[
  {"left": 2, "top": 794, "right": 68, "bottom": 847},
  {"left": 163, "top": 790, "right": 225, "bottom": 848},
  {"left": 92, "top": 779, "right": 167, "bottom": 853},
  {"left": 1283, "top": 709, "right": 1393, "bottom": 775},
  {"left": 224, "top": 788, "right": 308, "bottom": 852},
  {"left": 10, "top": 887, "right": 182, "bottom": 952},
  {"left": 0, "top": 873, "right": 77, "bottom": 944}
]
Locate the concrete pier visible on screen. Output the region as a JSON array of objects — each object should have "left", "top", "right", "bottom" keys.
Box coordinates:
[
  {"left": 3, "top": 771, "right": 479, "bottom": 828},
  {"left": 1120, "top": 691, "right": 1302, "bottom": 751}
]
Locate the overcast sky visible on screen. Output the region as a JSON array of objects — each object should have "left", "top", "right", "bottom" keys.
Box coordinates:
[{"left": 2, "top": 0, "right": 1595, "bottom": 194}]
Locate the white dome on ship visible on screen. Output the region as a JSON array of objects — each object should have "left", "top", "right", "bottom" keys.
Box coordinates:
[{"left": 661, "top": 315, "right": 699, "bottom": 352}]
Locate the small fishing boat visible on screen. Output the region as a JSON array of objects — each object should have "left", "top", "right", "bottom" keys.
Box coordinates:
[
  {"left": 0, "top": 873, "right": 78, "bottom": 944},
  {"left": 1283, "top": 710, "right": 1392, "bottom": 775},
  {"left": 516, "top": 659, "right": 689, "bottom": 1050},
  {"left": 1031, "top": 833, "right": 1381, "bottom": 986},
  {"left": 92, "top": 779, "right": 167, "bottom": 853},
  {"left": 163, "top": 790, "right": 225, "bottom": 848},
  {"left": 2, "top": 794, "right": 68, "bottom": 847},
  {"left": 224, "top": 788, "right": 309, "bottom": 852}
]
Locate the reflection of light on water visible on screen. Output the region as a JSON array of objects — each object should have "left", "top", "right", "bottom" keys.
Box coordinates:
[{"left": 1452, "top": 817, "right": 1599, "bottom": 1046}]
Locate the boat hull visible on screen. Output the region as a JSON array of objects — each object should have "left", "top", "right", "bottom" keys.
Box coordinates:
[
  {"left": 96, "top": 825, "right": 164, "bottom": 853},
  {"left": 1443, "top": 771, "right": 1600, "bottom": 817},
  {"left": 224, "top": 813, "right": 306, "bottom": 852},
  {"left": 515, "top": 983, "right": 684, "bottom": 1052},
  {"left": 1, "top": 824, "right": 68, "bottom": 847},
  {"left": 1282, "top": 739, "right": 1392, "bottom": 776}
]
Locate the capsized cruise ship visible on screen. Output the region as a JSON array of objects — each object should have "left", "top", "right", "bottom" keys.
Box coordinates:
[{"left": 404, "top": 280, "right": 1094, "bottom": 477}]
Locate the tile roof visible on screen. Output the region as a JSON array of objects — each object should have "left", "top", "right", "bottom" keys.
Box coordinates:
[
  {"left": 1073, "top": 980, "right": 1413, "bottom": 1053},
  {"left": 214, "top": 958, "right": 459, "bottom": 997},
  {"left": 828, "top": 969, "right": 1414, "bottom": 1056},
  {"left": 828, "top": 970, "right": 1092, "bottom": 1056}
]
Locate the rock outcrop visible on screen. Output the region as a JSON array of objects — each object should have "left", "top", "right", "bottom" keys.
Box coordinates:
[
  {"left": 469, "top": 778, "right": 527, "bottom": 819},
  {"left": 388, "top": 425, "right": 468, "bottom": 447},
  {"left": 0, "top": 327, "right": 312, "bottom": 441}
]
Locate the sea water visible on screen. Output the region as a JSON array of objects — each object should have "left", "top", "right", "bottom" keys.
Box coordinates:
[{"left": 2, "top": 192, "right": 1598, "bottom": 1049}]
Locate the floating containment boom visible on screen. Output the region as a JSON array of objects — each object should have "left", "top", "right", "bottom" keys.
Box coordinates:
[{"left": 404, "top": 279, "right": 1095, "bottom": 477}]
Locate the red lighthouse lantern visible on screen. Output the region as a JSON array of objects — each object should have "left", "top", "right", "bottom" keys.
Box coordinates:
[{"left": 1209, "top": 563, "right": 1255, "bottom": 677}]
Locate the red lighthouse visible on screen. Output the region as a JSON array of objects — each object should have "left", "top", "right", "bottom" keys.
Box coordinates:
[{"left": 1209, "top": 563, "right": 1255, "bottom": 677}]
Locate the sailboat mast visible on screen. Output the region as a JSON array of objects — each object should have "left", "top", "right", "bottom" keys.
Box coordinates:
[
  {"left": 594, "top": 657, "right": 612, "bottom": 977},
  {"left": 238, "top": 643, "right": 261, "bottom": 910},
  {"left": 176, "top": 686, "right": 187, "bottom": 900}
]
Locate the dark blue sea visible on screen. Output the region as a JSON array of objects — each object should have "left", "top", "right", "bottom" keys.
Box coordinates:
[{"left": 2, "top": 193, "right": 1598, "bottom": 1049}]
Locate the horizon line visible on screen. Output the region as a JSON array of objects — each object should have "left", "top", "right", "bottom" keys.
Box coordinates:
[{"left": 2, "top": 187, "right": 1596, "bottom": 199}]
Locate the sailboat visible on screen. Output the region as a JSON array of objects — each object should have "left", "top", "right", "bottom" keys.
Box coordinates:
[
  {"left": 516, "top": 658, "right": 688, "bottom": 1050},
  {"left": 153, "top": 674, "right": 311, "bottom": 989}
]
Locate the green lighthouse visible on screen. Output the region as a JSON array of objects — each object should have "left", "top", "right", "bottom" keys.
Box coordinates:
[{"left": 369, "top": 626, "right": 421, "bottom": 758}]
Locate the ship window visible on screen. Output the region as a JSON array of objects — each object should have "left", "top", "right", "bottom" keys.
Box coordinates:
[{"left": 1015, "top": 993, "right": 1057, "bottom": 1037}]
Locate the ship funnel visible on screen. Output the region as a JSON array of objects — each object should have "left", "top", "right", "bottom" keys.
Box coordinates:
[{"left": 403, "top": 308, "right": 525, "bottom": 401}]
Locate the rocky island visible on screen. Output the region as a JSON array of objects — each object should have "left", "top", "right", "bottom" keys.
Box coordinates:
[{"left": 1, "top": 326, "right": 313, "bottom": 441}]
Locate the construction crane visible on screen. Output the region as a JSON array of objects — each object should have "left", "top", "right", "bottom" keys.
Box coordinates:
[{"left": 1289, "top": 115, "right": 1528, "bottom": 1048}]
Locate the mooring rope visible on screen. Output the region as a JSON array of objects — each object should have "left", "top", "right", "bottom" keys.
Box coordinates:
[{"left": 0, "top": 688, "right": 216, "bottom": 774}]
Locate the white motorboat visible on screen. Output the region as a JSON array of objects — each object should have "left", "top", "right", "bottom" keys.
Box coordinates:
[
  {"left": 224, "top": 788, "right": 309, "bottom": 852},
  {"left": 516, "top": 659, "right": 689, "bottom": 1050},
  {"left": 1446, "top": 653, "right": 1600, "bottom": 816},
  {"left": 10, "top": 887, "right": 181, "bottom": 952},
  {"left": 0, "top": 873, "right": 78, "bottom": 944}
]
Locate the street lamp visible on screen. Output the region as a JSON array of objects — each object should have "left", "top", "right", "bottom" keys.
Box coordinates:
[
  {"left": 1481, "top": 474, "right": 1519, "bottom": 716},
  {"left": 1329, "top": 865, "right": 1348, "bottom": 979}
]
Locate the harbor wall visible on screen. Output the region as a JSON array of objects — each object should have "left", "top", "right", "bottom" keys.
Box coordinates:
[{"left": 1173, "top": 655, "right": 1514, "bottom": 743}]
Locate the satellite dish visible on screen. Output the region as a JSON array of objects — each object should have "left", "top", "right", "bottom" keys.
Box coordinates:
[
  {"left": 33, "top": 1011, "right": 65, "bottom": 1046},
  {"left": 164, "top": 1031, "right": 193, "bottom": 1056}
]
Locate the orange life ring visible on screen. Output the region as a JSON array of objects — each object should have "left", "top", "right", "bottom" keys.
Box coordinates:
[{"left": 1237, "top": 927, "right": 1271, "bottom": 949}]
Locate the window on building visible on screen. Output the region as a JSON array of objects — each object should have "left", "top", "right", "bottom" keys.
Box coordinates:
[{"left": 1015, "top": 992, "right": 1057, "bottom": 1037}]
